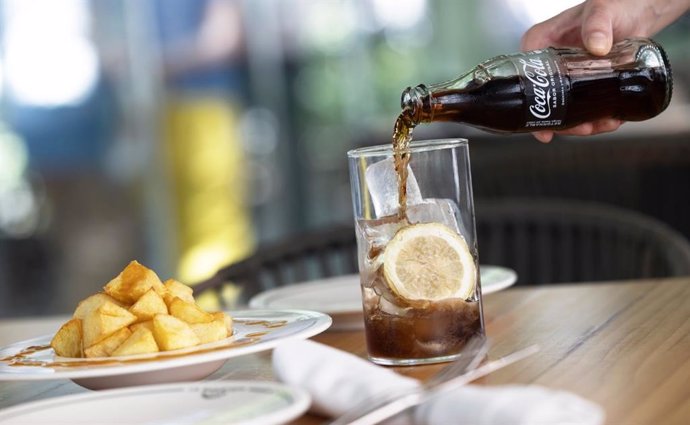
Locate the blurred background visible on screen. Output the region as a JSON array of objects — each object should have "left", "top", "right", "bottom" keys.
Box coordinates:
[{"left": 0, "top": 0, "right": 688, "bottom": 316}]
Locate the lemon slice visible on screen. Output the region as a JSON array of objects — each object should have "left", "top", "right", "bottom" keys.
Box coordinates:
[{"left": 383, "top": 223, "right": 476, "bottom": 301}]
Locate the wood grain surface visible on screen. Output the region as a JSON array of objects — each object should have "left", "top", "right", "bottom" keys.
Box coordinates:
[{"left": 1, "top": 278, "right": 689, "bottom": 424}]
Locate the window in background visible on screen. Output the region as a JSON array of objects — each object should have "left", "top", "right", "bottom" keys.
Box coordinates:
[{"left": 0, "top": 0, "right": 142, "bottom": 316}]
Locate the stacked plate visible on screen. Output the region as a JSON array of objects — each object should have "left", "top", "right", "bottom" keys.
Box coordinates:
[{"left": 249, "top": 265, "right": 517, "bottom": 330}]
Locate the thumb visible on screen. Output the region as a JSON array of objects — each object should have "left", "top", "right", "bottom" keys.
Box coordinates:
[{"left": 581, "top": 3, "right": 614, "bottom": 55}]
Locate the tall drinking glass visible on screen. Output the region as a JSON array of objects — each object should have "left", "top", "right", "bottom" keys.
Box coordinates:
[{"left": 348, "top": 139, "right": 485, "bottom": 366}]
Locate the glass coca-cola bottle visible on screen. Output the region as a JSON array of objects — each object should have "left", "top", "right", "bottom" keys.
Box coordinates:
[{"left": 400, "top": 38, "right": 672, "bottom": 133}]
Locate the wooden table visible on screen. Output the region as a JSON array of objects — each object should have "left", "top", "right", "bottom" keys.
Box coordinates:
[{"left": 1, "top": 278, "right": 689, "bottom": 424}]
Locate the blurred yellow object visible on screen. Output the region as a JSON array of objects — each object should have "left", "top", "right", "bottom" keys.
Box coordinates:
[{"left": 163, "top": 97, "right": 255, "bottom": 306}]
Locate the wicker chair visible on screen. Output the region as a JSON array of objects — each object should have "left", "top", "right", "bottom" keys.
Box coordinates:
[
  {"left": 196, "top": 200, "right": 690, "bottom": 305},
  {"left": 193, "top": 224, "right": 358, "bottom": 305},
  {"left": 475, "top": 199, "right": 690, "bottom": 285}
]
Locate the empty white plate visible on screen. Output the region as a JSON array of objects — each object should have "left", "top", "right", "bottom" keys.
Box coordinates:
[
  {"left": 0, "top": 381, "right": 310, "bottom": 425},
  {"left": 249, "top": 265, "right": 517, "bottom": 330}
]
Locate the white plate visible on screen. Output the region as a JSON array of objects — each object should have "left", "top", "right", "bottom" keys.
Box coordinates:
[
  {"left": 249, "top": 265, "right": 517, "bottom": 330},
  {"left": 0, "top": 309, "right": 331, "bottom": 390},
  {"left": 479, "top": 265, "right": 519, "bottom": 294},
  {"left": 0, "top": 381, "right": 310, "bottom": 425}
]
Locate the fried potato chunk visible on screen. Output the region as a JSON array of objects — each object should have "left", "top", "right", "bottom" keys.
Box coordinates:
[
  {"left": 84, "top": 327, "right": 132, "bottom": 358},
  {"left": 104, "top": 260, "right": 163, "bottom": 305},
  {"left": 162, "top": 279, "right": 195, "bottom": 306},
  {"left": 51, "top": 318, "right": 83, "bottom": 358},
  {"left": 83, "top": 301, "right": 137, "bottom": 348},
  {"left": 211, "top": 312, "right": 234, "bottom": 334},
  {"left": 169, "top": 297, "right": 214, "bottom": 324},
  {"left": 129, "top": 289, "right": 168, "bottom": 323},
  {"left": 73, "top": 293, "right": 123, "bottom": 320},
  {"left": 190, "top": 318, "right": 228, "bottom": 344},
  {"left": 129, "top": 320, "right": 153, "bottom": 334},
  {"left": 152, "top": 314, "right": 200, "bottom": 351},
  {"left": 111, "top": 328, "right": 159, "bottom": 356}
]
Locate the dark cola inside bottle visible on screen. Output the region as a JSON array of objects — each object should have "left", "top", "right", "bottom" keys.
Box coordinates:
[{"left": 400, "top": 38, "right": 672, "bottom": 133}]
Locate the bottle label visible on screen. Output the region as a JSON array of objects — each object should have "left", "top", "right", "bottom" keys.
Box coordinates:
[{"left": 511, "top": 50, "right": 568, "bottom": 129}]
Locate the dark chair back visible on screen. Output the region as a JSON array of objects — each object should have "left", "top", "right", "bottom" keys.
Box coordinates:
[
  {"left": 196, "top": 200, "right": 690, "bottom": 305},
  {"left": 194, "top": 225, "right": 357, "bottom": 304},
  {"left": 476, "top": 199, "right": 690, "bottom": 285}
]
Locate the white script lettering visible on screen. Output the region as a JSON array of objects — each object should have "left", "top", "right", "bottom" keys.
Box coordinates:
[{"left": 519, "top": 57, "right": 553, "bottom": 119}]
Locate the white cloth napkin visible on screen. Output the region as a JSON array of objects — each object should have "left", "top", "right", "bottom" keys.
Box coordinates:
[{"left": 272, "top": 339, "right": 605, "bottom": 425}]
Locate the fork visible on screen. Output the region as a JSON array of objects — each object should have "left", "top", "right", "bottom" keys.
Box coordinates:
[
  {"left": 327, "top": 340, "right": 540, "bottom": 425},
  {"left": 327, "top": 336, "right": 489, "bottom": 425}
]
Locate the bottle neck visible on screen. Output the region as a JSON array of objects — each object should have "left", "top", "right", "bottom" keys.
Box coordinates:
[{"left": 400, "top": 84, "right": 433, "bottom": 124}]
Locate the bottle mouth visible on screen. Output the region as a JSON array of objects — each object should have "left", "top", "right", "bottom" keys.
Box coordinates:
[
  {"left": 400, "top": 84, "right": 429, "bottom": 122},
  {"left": 400, "top": 86, "right": 415, "bottom": 110},
  {"left": 653, "top": 39, "right": 673, "bottom": 113}
]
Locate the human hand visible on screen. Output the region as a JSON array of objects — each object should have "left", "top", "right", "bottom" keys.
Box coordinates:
[{"left": 521, "top": 0, "right": 690, "bottom": 143}]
